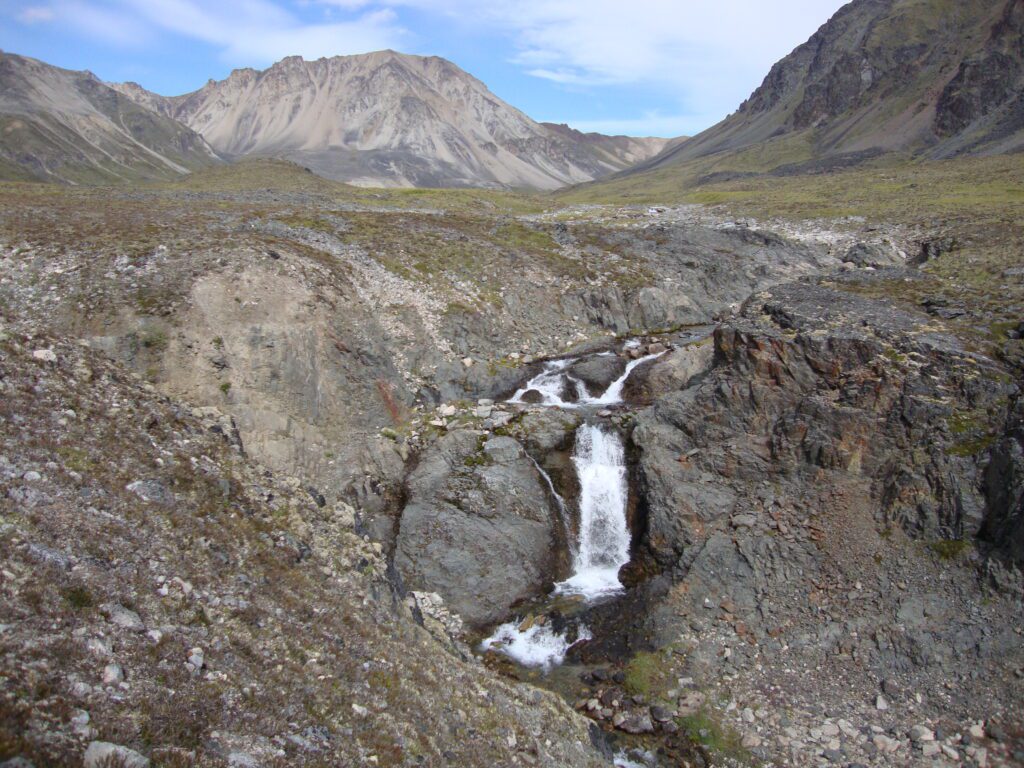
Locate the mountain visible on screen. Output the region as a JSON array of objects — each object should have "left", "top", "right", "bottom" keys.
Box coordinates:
[
  {"left": 111, "top": 51, "right": 669, "bottom": 189},
  {"left": 625, "top": 0, "right": 1023, "bottom": 180},
  {"left": 0, "top": 52, "right": 220, "bottom": 184}
]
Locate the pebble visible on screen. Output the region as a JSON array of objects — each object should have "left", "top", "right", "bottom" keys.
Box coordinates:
[
  {"left": 31, "top": 349, "right": 56, "bottom": 362},
  {"left": 105, "top": 604, "right": 145, "bottom": 633},
  {"left": 187, "top": 648, "right": 205, "bottom": 670},
  {"left": 102, "top": 664, "right": 124, "bottom": 685},
  {"left": 875, "top": 694, "right": 889, "bottom": 710}
]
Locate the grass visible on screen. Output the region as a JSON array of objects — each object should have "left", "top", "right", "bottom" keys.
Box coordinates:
[
  {"left": 679, "top": 707, "right": 752, "bottom": 764},
  {"left": 622, "top": 650, "right": 667, "bottom": 697},
  {"left": 563, "top": 152, "right": 1024, "bottom": 222},
  {"left": 928, "top": 539, "right": 969, "bottom": 560}
]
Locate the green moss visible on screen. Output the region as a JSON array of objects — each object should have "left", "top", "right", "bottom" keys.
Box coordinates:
[
  {"left": 62, "top": 585, "right": 94, "bottom": 610},
  {"left": 219, "top": 382, "right": 232, "bottom": 395},
  {"left": 622, "top": 651, "right": 662, "bottom": 696},
  {"left": 679, "top": 707, "right": 752, "bottom": 764},
  {"left": 928, "top": 539, "right": 969, "bottom": 560},
  {"left": 141, "top": 328, "right": 168, "bottom": 351},
  {"left": 947, "top": 435, "right": 995, "bottom": 457}
]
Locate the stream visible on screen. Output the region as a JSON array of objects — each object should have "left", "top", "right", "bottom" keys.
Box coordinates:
[{"left": 480, "top": 346, "right": 661, "bottom": 670}]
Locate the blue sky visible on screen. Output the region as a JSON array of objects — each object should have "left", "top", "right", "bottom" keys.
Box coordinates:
[{"left": 1, "top": 0, "right": 849, "bottom": 137}]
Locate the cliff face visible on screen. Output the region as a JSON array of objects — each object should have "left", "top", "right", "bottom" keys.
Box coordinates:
[{"left": 111, "top": 52, "right": 667, "bottom": 189}]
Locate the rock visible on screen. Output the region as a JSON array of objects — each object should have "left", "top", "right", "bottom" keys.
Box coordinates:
[
  {"left": 473, "top": 405, "right": 493, "bottom": 419},
  {"left": 125, "top": 479, "right": 174, "bottom": 505},
  {"left": 841, "top": 242, "right": 903, "bottom": 269},
  {"left": 31, "top": 348, "right": 56, "bottom": 362},
  {"left": 439, "top": 404, "right": 457, "bottom": 418},
  {"left": 617, "top": 711, "right": 654, "bottom": 734},
  {"left": 922, "top": 742, "right": 941, "bottom": 757},
  {"left": 566, "top": 354, "right": 626, "bottom": 394},
  {"left": 103, "top": 604, "right": 145, "bottom": 633},
  {"left": 731, "top": 513, "right": 757, "bottom": 529},
  {"left": 84, "top": 742, "right": 149, "bottom": 768},
  {"left": 1, "top": 758, "right": 36, "bottom": 768},
  {"left": 461, "top": 357, "right": 474, "bottom": 368},
  {"left": 187, "top": 648, "right": 205, "bottom": 670},
  {"left": 227, "top": 752, "right": 260, "bottom": 768},
  {"left": 102, "top": 664, "right": 124, "bottom": 684},
  {"left": 394, "top": 431, "right": 564, "bottom": 627},
  {"left": 21, "top": 470, "right": 42, "bottom": 482},
  {"left": 875, "top": 694, "right": 889, "bottom": 711},
  {"left": 872, "top": 734, "right": 900, "bottom": 754},
  {"left": 910, "top": 725, "right": 935, "bottom": 742},
  {"left": 651, "top": 705, "right": 673, "bottom": 723}
]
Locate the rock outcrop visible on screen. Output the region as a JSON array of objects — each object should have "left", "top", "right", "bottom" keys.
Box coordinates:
[
  {"left": 394, "top": 432, "right": 566, "bottom": 628},
  {"left": 0, "top": 328, "right": 608, "bottom": 767}
]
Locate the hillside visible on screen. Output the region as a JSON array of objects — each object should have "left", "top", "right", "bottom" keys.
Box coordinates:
[
  {"left": 111, "top": 51, "right": 668, "bottom": 189},
  {"left": 0, "top": 53, "right": 220, "bottom": 184},
  {"left": 588, "top": 0, "right": 1023, "bottom": 194}
]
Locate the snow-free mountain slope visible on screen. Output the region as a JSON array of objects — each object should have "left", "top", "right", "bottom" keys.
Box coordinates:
[
  {"left": 0, "top": 52, "right": 219, "bottom": 184},
  {"left": 112, "top": 51, "right": 668, "bottom": 189}
]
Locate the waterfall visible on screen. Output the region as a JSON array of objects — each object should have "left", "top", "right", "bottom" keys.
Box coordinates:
[
  {"left": 555, "top": 424, "right": 631, "bottom": 599},
  {"left": 590, "top": 351, "right": 665, "bottom": 405},
  {"left": 480, "top": 423, "right": 631, "bottom": 669},
  {"left": 508, "top": 351, "right": 665, "bottom": 408}
]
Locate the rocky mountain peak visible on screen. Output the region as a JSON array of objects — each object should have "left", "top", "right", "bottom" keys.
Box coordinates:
[{"left": 109, "top": 50, "right": 668, "bottom": 188}]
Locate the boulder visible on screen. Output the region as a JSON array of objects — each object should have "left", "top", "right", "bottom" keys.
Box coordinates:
[
  {"left": 567, "top": 354, "right": 627, "bottom": 395},
  {"left": 394, "top": 432, "right": 563, "bottom": 628},
  {"left": 84, "top": 742, "right": 149, "bottom": 768},
  {"left": 841, "top": 242, "right": 904, "bottom": 269}
]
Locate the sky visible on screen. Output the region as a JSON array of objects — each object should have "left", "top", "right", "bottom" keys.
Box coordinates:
[{"left": 0, "top": 0, "right": 850, "bottom": 137}]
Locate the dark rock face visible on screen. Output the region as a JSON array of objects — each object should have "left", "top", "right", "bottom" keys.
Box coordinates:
[
  {"left": 634, "top": 278, "right": 1017, "bottom": 571},
  {"left": 981, "top": 398, "right": 1024, "bottom": 563},
  {"left": 631, "top": 0, "right": 1023, "bottom": 175},
  {"left": 935, "top": 0, "right": 1024, "bottom": 140},
  {"left": 394, "top": 432, "right": 564, "bottom": 628}
]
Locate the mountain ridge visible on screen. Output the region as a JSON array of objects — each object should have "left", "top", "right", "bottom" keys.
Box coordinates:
[
  {"left": 0, "top": 52, "right": 220, "bottom": 184},
  {"left": 615, "top": 0, "right": 1023, "bottom": 183},
  {"left": 110, "top": 50, "right": 670, "bottom": 189}
]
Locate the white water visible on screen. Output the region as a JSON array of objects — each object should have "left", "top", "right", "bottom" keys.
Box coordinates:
[
  {"left": 481, "top": 424, "right": 632, "bottom": 669},
  {"left": 479, "top": 621, "right": 592, "bottom": 670},
  {"left": 555, "top": 424, "right": 631, "bottom": 599},
  {"left": 507, "top": 351, "right": 665, "bottom": 408}
]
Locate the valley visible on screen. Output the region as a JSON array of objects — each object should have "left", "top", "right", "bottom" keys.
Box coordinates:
[{"left": 1, "top": 0, "right": 1023, "bottom": 765}]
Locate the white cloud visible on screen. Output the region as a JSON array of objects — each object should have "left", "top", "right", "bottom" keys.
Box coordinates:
[
  {"left": 20, "top": 0, "right": 407, "bottom": 64},
  {"left": 117, "top": 0, "right": 406, "bottom": 63},
  {"left": 16, "top": 6, "right": 56, "bottom": 23},
  {"left": 350, "top": 0, "right": 848, "bottom": 131}
]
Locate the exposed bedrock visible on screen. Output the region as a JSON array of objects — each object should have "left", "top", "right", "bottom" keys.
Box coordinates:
[{"left": 393, "top": 431, "right": 571, "bottom": 629}]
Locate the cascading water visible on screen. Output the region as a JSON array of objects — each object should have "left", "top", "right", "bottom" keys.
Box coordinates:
[
  {"left": 481, "top": 423, "right": 632, "bottom": 669},
  {"left": 555, "top": 424, "right": 631, "bottom": 599},
  {"left": 508, "top": 351, "right": 665, "bottom": 408}
]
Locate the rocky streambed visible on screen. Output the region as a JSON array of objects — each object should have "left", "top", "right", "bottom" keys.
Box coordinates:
[{"left": 356, "top": 274, "right": 1024, "bottom": 768}]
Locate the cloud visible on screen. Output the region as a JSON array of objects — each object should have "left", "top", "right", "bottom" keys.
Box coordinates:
[
  {"left": 22, "top": 0, "right": 407, "bottom": 64},
  {"left": 342, "top": 0, "right": 847, "bottom": 129},
  {"left": 16, "top": 6, "right": 55, "bottom": 23}
]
